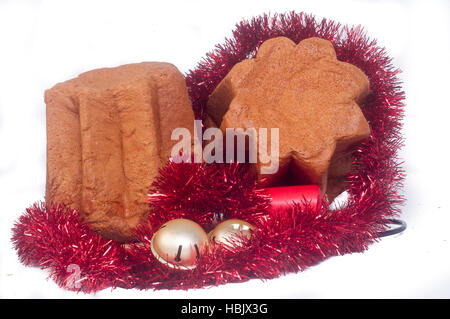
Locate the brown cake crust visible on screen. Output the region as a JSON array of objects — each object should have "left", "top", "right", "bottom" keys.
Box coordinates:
[
  {"left": 206, "top": 37, "right": 371, "bottom": 201},
  {"left": 45, "top": 62, "right": 195, "bottom": 241}
]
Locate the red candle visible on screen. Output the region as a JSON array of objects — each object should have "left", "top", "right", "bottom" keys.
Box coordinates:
[{"left": 263, "top": 185, "right": 322, "bottom": 212}]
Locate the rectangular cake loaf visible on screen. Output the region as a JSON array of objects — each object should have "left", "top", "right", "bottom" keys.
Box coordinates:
[{"left": 45, "top": 62, "right": 195, "bottom": 241}]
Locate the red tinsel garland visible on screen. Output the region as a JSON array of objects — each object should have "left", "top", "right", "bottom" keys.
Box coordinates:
[
  {"left": 11, "top": 203, "right": 130, "bottom": 292},
  {"left": 146, "top": 161, "right": 268, "bottom": 231},
  {"left": 11, "top": 11, "right": 405, "bottom": 293}
]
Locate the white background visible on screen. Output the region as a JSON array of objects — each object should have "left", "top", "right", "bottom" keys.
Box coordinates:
[{"left": 1, "top": 0, "right": 449, "bottom": 298}]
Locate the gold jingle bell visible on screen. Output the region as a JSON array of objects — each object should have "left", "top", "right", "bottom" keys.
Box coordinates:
[
  {"left": 151, "top": 218, "right": 208, "bottom": 269},
  {"left": 208, "top": 219, "right": 254, "bottom": 247}
]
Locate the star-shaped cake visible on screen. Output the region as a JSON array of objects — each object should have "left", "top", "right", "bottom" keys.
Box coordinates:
[{"left": 206, "top": 36, "right": 371, "bottom": 201}]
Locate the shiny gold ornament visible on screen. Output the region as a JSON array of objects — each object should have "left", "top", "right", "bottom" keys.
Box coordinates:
[
  {"left": 151, "top": 218, "right": 208, "bottom": 269},
  {"left": 208, "top": 219, "right": 254, "bottom": 247}
]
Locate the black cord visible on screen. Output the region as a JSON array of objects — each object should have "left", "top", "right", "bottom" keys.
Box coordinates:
[{"left": 377, "top": 219, "right": 407, "bottom": 238}]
